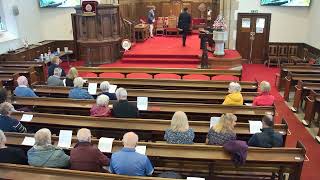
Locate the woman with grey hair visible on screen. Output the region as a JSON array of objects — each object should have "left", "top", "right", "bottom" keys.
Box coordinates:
[
  {"left": 0, "top": 102, "right": 26, "bottom": 133},
  {"left": 0, "top": 130, "right": 27, "bottom": 164},
  {"left": 99, "top": 81, "right": 117, "bottom": 100},
  {"left": 27, "top": 128, "right": 70, "bottom": 168},
  {"left": 253, "top": 81, "right": 275, "bottom": 106},
  {"left": 68, "top": 77, "right": 93, "bottom": 99},
  {"left": 112, "top": 88, "right": 139, "bottom": 118},
  {"left": 222, "top": 82, "right": 243, "bottom": 105},
  {"left": 90, "top": 94, "right": 112, "bottom": 117}
]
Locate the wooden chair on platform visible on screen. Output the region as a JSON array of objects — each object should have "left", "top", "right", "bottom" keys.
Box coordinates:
[
  {"left": 155, "top": 17, "right": 165, "bottom": 36},
  {"left": 278, "top": 45, "right": 289, "bottom": 64},
  {"left": 267, "top": 45, "right": 279, "bottom": 67},
  {"left": 165, "top": 16, "right": 179, "bottom": 36},
  {"left": 288, "top": 45, "right": 299, "bottom": 63}
]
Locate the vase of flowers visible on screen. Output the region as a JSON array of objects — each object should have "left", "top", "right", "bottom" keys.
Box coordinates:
[{"left": 212, "top": 15, "right": 228, "bottom": 56}]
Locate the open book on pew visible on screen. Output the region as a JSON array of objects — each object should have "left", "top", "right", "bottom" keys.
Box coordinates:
[
  {"left": 109, "top": 85, "right": 117, "bottom": 93},
  {"left": 20, "top": 114, "right": 33, "bottom": 122},
  {"left": 21, "top": 137, "right": 35, "bottom": 146},
  {"left": 187, "top": 177, "right": 205, "bottom": 180},
  {"left": 210, "top": 117, "right": 220, "bottom": 128},
  {"left": 98, "top": 137, "right": 114, "bottom": 153},
  {"left": 249, "top": 121, "right": 263, "bottom": 134}
]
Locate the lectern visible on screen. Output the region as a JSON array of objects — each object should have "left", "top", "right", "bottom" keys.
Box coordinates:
[{"left": 72, "top": 5, "right": 121, "bottom": 66}]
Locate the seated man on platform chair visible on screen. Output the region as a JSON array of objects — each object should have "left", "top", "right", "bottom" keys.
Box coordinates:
[{"left": 112, "top": 88, "right": 139, "bottom": 118}]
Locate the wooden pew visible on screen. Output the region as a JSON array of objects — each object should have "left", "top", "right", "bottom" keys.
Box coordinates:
[
  {"left": 32, "top": 85, "right": 259, "bottom": 104},
  {"left": 11, "top": 97, "right": 274, "bottom": 121},
  {"left": 82, "top": 78, "right": 258, "bottom": 92},
  {"left": 303, "top": 89, "right": 320, "bottom": 127},
  {"left": 0, "top": 163, "right": 173, "bottom": 180},
  {"left": 283, "top": 73, "right": 320, "bottom": 101},
  {"left": 3, "top": 132, "right": 306, "bottom": 180},
  {"left": 11, "top": 112, "right": 288, "bottom": 144},
  {"left": 0, "top": 75, "right": 16, "bottom": 92},
  {"left": 76, "top": 67, "right": 243, "bottom": 80},
  {"left": 279, "top": 64, "right": 320, "bottom": 89},
  {"left": 0, "top": 62, "right": 46, "bottom": 82},
  {"left": 0, "top": 67, "right": 38, "bottom": 85},
  {"left": 292, "top": 80, "right": 320, "bottom": 112}
]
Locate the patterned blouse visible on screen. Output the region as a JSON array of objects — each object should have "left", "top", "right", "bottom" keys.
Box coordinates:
[
  {"left": 164, "top": 128, "right": 195, "bottom": 144},
  {"left": 207, "top": 129, "right": 236, "bottom": 145}
]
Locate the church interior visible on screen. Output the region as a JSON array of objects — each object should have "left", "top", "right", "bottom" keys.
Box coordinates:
[{"left": 0, "top": 0, "right": 319, "bottom": 179}]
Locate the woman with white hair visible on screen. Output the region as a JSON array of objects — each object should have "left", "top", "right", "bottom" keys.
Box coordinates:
[
  {"left": 13, "top": 76, "right": 38, "bottom": 97},
  {"left": 0, "top": 102, "right": 26, "bottom": 133},
  {"left": 0, "top": 130, "right": 27, "bottom": 164},
  {"left": 222, "top": 82, "right": 243, "bottom": 105},
  {"left": 90, "top": 94, "right": 112, "bottom": 117},
  {"left": 164, "top": 111, "right": 194, "bottom": 144},
  {"left": 68, "top": 77, "right": 93, "bottom": 99},
  {"left": 207, "top": 113, "right": 237, "bottom": 145},
  {"left": 70, "top": 128, "right": 109, "bottom": 172},
  {"left": 253, "top": 81, "right": 275, "bottom": 106},
  {"left": 99, "top": 81, "right": 117, "bottom": 100},
  {"left": 27, "top": 128, "right": 70, "bottom": 168}
]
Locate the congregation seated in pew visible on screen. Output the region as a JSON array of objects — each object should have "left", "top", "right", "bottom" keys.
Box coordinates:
[
  {"left": 253, "top": 81, "right": 275, "bottom": 106},
  {"left": 90, "top": 94, "right": 112, "bottom": 117},
  {"left": 70, "top": 128, "right": 109, "bottom": 172},
  {"left": 222, "top": 82, "right": 243, "bottom": 105},
  {"left": 14, "top": 76, "right": 38, "bottom": 97},
  {"left": 47, "top": 68, "right": 64, "bottom": 87},
  {"left": 0, "top": 130, "right": 27, "bottom": 165},
  {"left": 68, "top": 77, "right": 94, "bottom": 99},
  {"left": 109, "top": 132, "right": 154, "bottom": 176},
  {"left": 0, "top": 102, "right": 27, "bottom": 133},
  {"left": 65, "top": 67, "right": 78, "bottom": 87},
  {"left": 112, "top": 88, "right": 139, "bottom": 118},
  {"left": 207, "top": 113, "right": 237, "bottom": 145},
  {"left": 48, "top": 56, "right": 66, "bottom": 77},
  {"left": 27, "top": 128, "right": 70, "bottom": 168},
  {"left": 164, "top": 111, "right": 194, "bottom": 144},
  {"left": 248, "top": 114, "right": 283, "bottom": 148},
  {"left": 99, "top": 81, "right": 117, "bottom": 100}
]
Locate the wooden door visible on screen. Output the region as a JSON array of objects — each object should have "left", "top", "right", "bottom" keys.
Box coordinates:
[{"left": 236, "top": 13, "right": 271, "bottom": 64}]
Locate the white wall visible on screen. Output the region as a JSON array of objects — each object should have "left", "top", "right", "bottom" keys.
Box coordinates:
[
  {"left": 306, "top": 0, "right": 320, "bottom": 49},
  {"left": 236, "top": 0, "right": 310, "bottom": 43}
]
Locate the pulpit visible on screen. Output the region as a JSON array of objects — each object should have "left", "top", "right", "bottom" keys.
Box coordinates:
[{"left": 72, "top": 5, "right": 121, "bottom": 66}]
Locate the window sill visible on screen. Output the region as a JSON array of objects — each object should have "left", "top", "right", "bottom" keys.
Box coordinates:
[{"left": 0, "top": 31, "right": 18, "bottom": 43}]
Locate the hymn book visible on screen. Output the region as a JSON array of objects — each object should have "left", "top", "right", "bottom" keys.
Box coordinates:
[
  {"left": 210, "top": 117, "right": 220, "bottom": 128},
  {"left": 88, "top": 83, "right": 98, "bottom": 95},
  {"left": 135, "top": 146, "right": 147, "bottom": 155},
  {"left": 98, "top": 137, "right": 114, "bottom": 153},
  {"left": 21, "top": 137, "right": 35, "bottom": 146},
  {"left": 57, "top": 130, "right": 73, "bottom": 148},
  {"left": 20, "top": 114, "right": 33, "bottom": 122},
  {"left": 137, "top": 97, "right": 148, "bottom": 110},
  {"left": 108, "top": 85, "right": 117, "bottom": 93},
  {"left": 249, "top": 121, "right": 263, "bottom": 134}
]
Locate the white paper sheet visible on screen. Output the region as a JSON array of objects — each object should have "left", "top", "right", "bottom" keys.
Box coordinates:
[
  {"left": 108, "top": 85, "right": 117, "bottom": 93},
  {"left": 187, "top": 177, "right": 205, "bottom": 180},
  {"left": 137, "top": 97, "right": 148, "bottom": 110},
  {"left": 135, "top": 146, "right": 147, "bottom": 155},
  {"left": 57, "top": 130, "right": 73, "bottom": 148},
  {"left": 88, "top": 83, "right": 98, "bottom": 95},
  {"left": 20, "top": 114, "right": 33, "bottom": 122},
  {"left": 210, "top": 117, "right": 220, "bottom": 128},
  {"left": 21, "top": 137, "right": 35, "bottom": 146},
  {"left": 98, "top": 137, "right": 114, "bottom": 153},
  {"left": 249, "top": 121, "right": 263, "bottom": 134},
  {"left": 245, "top": 103, "right": 253, "bottom": 106}
]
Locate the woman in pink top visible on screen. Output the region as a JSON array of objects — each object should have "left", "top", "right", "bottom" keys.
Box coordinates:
[
  {"left": 253, "top": 81, "right": 275, "bottom": 106},
  {"left": 90, "top": 95, "right": 112, "bottom": 117}
]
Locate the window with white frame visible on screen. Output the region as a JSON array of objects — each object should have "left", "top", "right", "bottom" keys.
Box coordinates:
[{"left": 0, "top": 1, "right": 6, "bottom": 32}]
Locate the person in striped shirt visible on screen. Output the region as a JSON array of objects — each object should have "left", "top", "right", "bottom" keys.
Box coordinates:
[{"left": 0, "top": 102, "right": 27, "bottom": 133}]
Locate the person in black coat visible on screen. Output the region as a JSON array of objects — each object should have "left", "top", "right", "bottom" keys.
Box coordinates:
[
  {"left": 178, "top": 7, "right": 192, "bottom": 47},
  {"left": 112, "top": 88, "right": 139, "bottom": 118},
  {"left": 48, "top": 56, "right": 66, "bottom": 77},
  {"left": 0, "top": 130, "right": 28, "bottom": 165},
  {"left": 248, "top": 115, "right": 283, "bottom": 148}
]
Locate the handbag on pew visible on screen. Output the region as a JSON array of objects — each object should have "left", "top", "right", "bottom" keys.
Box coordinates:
[{"left": 223, "top": 140, "right": 248, "bottom": 167}]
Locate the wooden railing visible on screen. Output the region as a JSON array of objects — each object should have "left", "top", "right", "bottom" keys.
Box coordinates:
[{"left": 120, "top": 16, "right": 135, "bottom": 43}]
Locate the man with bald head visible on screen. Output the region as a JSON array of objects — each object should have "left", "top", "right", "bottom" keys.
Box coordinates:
[
  {"left": 70, "top": 128, "right": 109, "bottom": 172},
  {"left": 109, "top": 132, "right": 154, "bottom": 176}
]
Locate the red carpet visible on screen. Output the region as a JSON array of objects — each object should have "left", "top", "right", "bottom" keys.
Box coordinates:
[{"left": 61, "top": 35, "right": 319, "bottom": 180}]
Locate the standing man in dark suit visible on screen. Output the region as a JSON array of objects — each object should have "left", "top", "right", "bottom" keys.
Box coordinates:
[{"left": 178, "top": 7, "right": 192, "bottom": 47}]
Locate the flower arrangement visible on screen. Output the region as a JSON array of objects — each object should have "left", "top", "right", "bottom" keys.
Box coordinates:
[{"left": 212, "top": 15, "right": 227, "bottom": 32}]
